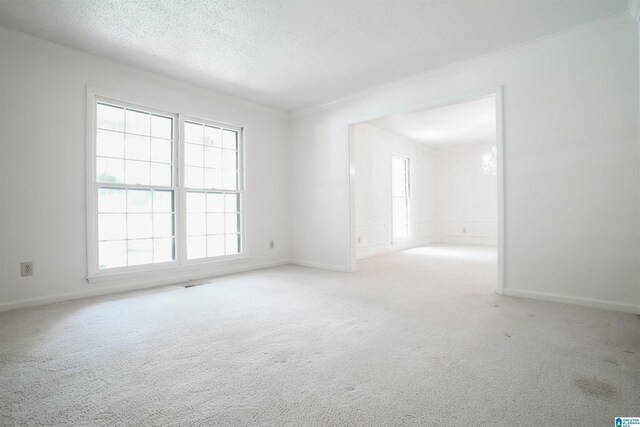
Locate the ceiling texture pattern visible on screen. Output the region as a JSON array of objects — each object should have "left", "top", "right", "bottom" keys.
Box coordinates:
[{"left": 0, "top": 0, "right": 628, "bottom": 110}]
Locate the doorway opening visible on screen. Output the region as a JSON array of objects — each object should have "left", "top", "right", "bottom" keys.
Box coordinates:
[{"left": 348, "top": 90, "right": 504, "bottom": 294}]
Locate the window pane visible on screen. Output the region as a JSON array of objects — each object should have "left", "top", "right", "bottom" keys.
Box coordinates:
[
  {"left": 98, "top": 214, "right": 126, "bottom": 241},
  {"left": 207, "top": 235, "right": 225, "bottom": 257},
  {"left": 98, "top": 188, "right": 126, "bottom": 213},
  {"left": 154, "top": 238, "right": 174, "bottom": 263},
  {"left": 225, "top": 213, "right": 239, "bottom": 234},
  {"left": 185, "top": 122, "right": 203, "bottom": 144},
  {"left": 222, "top": 129, "right": 237, "bottom": 150},
  {"left": 153, "top": 213, "right": 174, "bottom": 238},
  {"left": 97, "top": 103, "right": 124, "bottom": 132},
  {"left": 128, "top": 213, "right": 153, "bottom": 239},
  {"left": 150, "top": 163, "right": 172, "bottom": 186},
  {"left": 127, "top": 189, "right": 152, "bottom": 212},
  {"left": 96, "top": 130, "right": 125, "bottom": 158},
  {"left": 204, "top": 126, "right": 222, "bottom": 147},
  {"left": 125, "top": 134, "right": 151, "bottom": 161},
  {"left": 187, "top": 236, "right": 207, "bottom": 259},
  {"left": 126, "top": 109, "right": 150, "bottom": 136},
  {"left": 204, "top": 147, "right": 222, "bottom": 169},
  {"left": 128, "top": 239, "right": 153, "bottom": 266},
  {"left": 186, "top": 192, "right": 206, "bottom": 212},
  {"left": 94, "top": 101, "right": 176, "bottom": 272},
  {"left": 225, "top": 193, "right": 239, "bottom": 212},
  {"left": 151, "top": 115, "right": 172, "bottom": 139},
  {"left": 185, "top": 166, "right": 204, "bottom": 188},
  {"left": 392, "top": 160, "right": 405, "bottom": 197},
  {"left": 204, "top": 168, "right": 222, "bottom": 189},
  {"left": 97, "top": 157, "right": 124, "bottom": 184},
  {"left": 225, "top": 234, "right": 240, "bottom": 255},
  {"left": 207, "top": 213, "right": 224, "bottom": 235},
  {"left": 153, "top": 190, "right": 174, "bottom": 213},
  {"left": 151, "top": 138, "right": 172, "bottom": 164},
  {"left": 185, "top": 143, "right": 204, "bottom": 167},
  {"left": 187, "top": 213, "right": 206, "bottom": 236},
  {"left": 125, "top": 160, "right": 150, "bottom": 185},
  {"left": 99, "top": 240, "right": 127, "bottom": 269},
  {"left": 207, "top": 193, "right": 224, "bottom": 212},
  {"left": 222, "top": 170, "right": 237, "bottom": 190},
  {"left": 222, "top": 149, "right": 237, "bottom": 170}
]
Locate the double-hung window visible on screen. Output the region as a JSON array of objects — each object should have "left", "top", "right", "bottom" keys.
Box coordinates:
[
  {"left": 391, "top": 154, "right": 410, "bottom": 241},
  {"left": 88, "top": 94, "right": 244, "bottom": 278}
]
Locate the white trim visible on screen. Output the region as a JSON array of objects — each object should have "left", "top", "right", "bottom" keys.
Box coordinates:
[
  {"left": 290, "top": 259, "right": 351, "bottom": 272},
  {"left": 495, "top": 87, "right": 505, "bottom": 295},
  {"left": 348, "top": 87, "right": 505, "bottom": 295},
  {"left": 86, "top": 254, "right": 248, "bottom": 284},
  {"left": 356, "top": 238, "right": 439, "bottom": 260},
  {"left": 503, "top": 288, "right": 640, "bottom": 315},
  {"left": 0, "top": 260, "right": 291, "bottom": 313},
  {"left": 292, "top": 13, "right": 632, "bottom": 117}
]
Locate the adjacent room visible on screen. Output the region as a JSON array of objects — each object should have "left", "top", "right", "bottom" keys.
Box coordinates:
[
  {"left": 351, "top": 95, "right": 499, "bottom": 295},
  {"left": 1, "top": 1, "right": 639, "bottom": 426}
]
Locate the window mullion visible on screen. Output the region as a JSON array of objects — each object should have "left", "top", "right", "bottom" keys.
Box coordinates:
[{"left": 176, "top": 113, "right": 187, "bottom": 266}]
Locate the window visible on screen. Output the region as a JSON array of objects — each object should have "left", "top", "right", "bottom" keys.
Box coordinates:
[
  {"left": 183, "top": 120, "right": 242, "bottom": 260},
  {"left": 392, "top": 155, "right": 410, "bottom": 241},
  {"left": 88, "top": 95, "right": 244, "bottom": 277}
]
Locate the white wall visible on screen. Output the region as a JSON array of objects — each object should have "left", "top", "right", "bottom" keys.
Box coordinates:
[
  {"left": 435, "top": 143, "right": 497, "bottom": 245},
  {"left": 353, "top": 123, "right": 437, "bottom": 258},
  {"left": 290, "top": 15, "right": 640, "bottom": 313},
  {"left": 0, "top": 27, "right": 290, "bottom": 310}
]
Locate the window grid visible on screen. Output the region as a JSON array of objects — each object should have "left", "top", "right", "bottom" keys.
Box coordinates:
[
  {"left": 96, "top": 103, "right": 174, "bottom": 187},
  {"left": 185, "top": 191, "right": 242, "bottom": 260},
  {"left": 182, "top": 119, "right": 243, "bottom": 261},
  {"left": 97, "top": 188, "right": 176, "bottom": 269},
  {"left": 90, "top": 96, "right": 245, "bottom": 275},
  {"left": 95, "top": 100, "right": 178, "bottom": 271}
]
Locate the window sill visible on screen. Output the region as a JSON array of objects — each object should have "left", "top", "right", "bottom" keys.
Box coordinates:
[{"left": 86, "top": 254, "right": 248, "bottom": 284}]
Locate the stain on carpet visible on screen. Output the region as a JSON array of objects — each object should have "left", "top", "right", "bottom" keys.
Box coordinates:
[{"left": 574, "top": 378, "right": 618, "bottom": 399}]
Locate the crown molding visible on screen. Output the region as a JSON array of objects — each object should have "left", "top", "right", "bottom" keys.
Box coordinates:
[
  {"left": 292, "top": 13, "right": 633, "bottom": 117},
  {"left": 628, "top": 0, "right": 640, "bottom": 24}
]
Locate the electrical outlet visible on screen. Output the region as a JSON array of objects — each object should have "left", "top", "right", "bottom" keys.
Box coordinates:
[
  {"left": 462, "top": 227, "right": 467, "bottom": 234},
  {"left": 21, "top": 262, "right": 33, "bottom": 277},
  {"left": 269, "top": 240, "right": 275, "bottom": 249},
  {"left": 357, "top": 236, "right": 361, "bottom": 244}
]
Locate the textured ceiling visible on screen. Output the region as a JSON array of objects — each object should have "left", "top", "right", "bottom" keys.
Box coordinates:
[
  {"left": 368, "top": 95, "right": 496, "bottom": 148},
  {"left": 0, "top": 0, "right": 628, "bottom": 110}
]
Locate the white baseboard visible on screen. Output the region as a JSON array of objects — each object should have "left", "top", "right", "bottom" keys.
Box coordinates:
[
  {"left": 503, "top": 288, "right": 640, "bottom": 314},
  {"left": 290, "top": 259, "right": 351, "bottom": 272},
  {"left": 356, "top": 238, "right": 438, "bottom": 260},
  {"left": 0, "top": 259, "right": 291, "bottom": 313}
]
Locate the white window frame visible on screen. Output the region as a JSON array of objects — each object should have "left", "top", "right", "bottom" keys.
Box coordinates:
[
  {"left": 391, "top": 153, "right": 411, "bottom": 242},
  {"left": 86, "top": 88, "right": 247, "bottom": 282},
  {"left": 179, "top": 115, "right": 245, "bottom": 265}
]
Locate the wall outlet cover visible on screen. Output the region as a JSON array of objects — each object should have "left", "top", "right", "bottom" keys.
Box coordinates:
[{"left": 21, "top": 262, "right": 33, "bottom": 277}]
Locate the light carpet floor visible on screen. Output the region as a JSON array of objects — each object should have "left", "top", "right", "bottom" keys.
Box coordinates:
[{"left": 1, "top": 244, "right": 638, "bottom": 426}]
